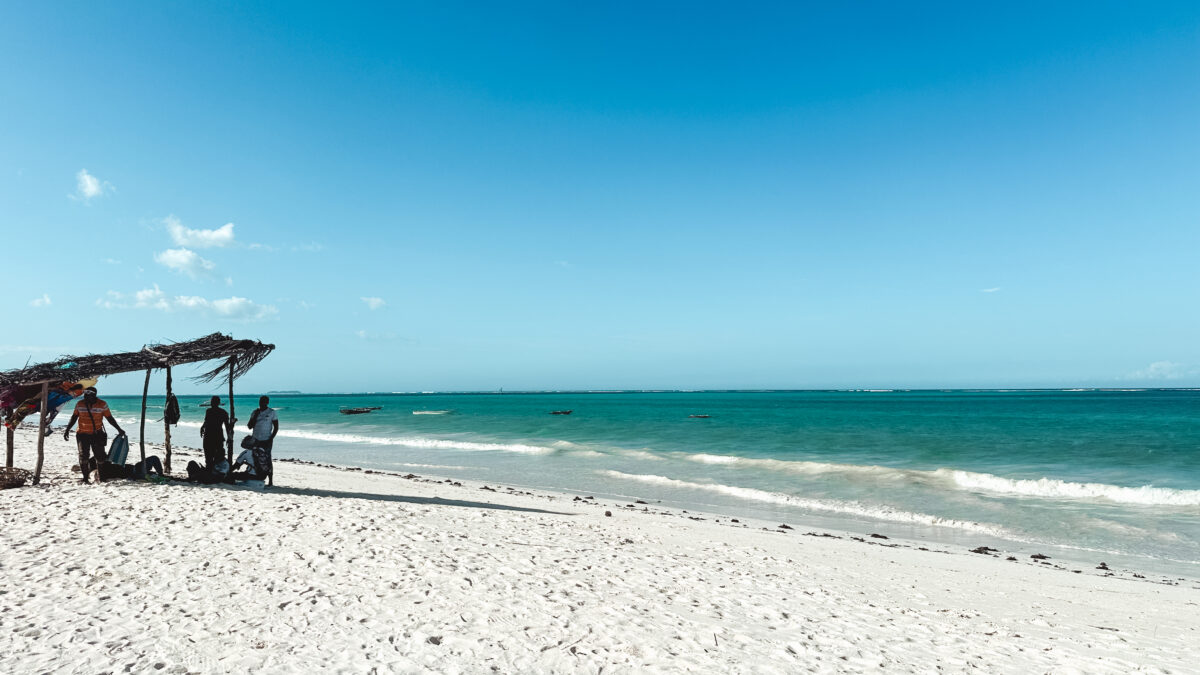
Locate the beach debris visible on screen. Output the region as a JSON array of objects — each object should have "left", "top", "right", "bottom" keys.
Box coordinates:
[
  {"left": 731, "top": 518, "right": 739, "bottom": 523},
  {"left": 1097, "top": 562, "right": 1110, "bottom": 570},
  {"left": 480, "top": 485, "right": 496, "bottom": 492},
  {"left": 604, "top": 511, "right": 612, "bottom": 517},
  {"left": 970, "top": 546, "right": 999, "bottom": 555},
  {"left": 1007, "top": 556, "right": 1018, "bottom": 561},
  {"left": 778, "top": 524, "right": 793, "bottom": 530},
  {"left": 426, "top": 636, "right": 442, "bottom": 645},
  {"left": 1030, "top": 553, "right": 1051, "bottom": 560},
  {"left": 636, "top": 500, "right": 647, "bottom": 504},
  {"left": 869, "top": 533, "right": 889, "bottom": 539}
]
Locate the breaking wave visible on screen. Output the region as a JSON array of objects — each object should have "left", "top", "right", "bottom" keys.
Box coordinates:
[
  {"left": 600, "top": 470, "right": 1010, "bottom": 536},
  {"left": 680, "top": 453, "right": 1200, "bottom": 507},
  {"left": 159, "top": 420, "right": 555, "bottom": 455},
  {"left": 938, "top": 470, "right": 1200, "bottom": 506}
]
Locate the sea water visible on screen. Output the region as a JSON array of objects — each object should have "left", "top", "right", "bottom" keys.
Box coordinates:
[{"left": 109, "top": 390, "right": 1200, "bottom": 577}]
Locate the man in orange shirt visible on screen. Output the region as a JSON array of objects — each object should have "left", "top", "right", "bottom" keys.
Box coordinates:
[{"left": 64, "top": 386, "right": 125, "bottom": 484}]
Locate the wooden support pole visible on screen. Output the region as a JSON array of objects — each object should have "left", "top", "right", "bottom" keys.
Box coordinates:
[
  {"left": 139, "top": 369, "right": 150, "bottom": 464},
  {"left": 33, "top": 383, "right": 49, "bottom": 485},
  {"left": 227, "top": 358, "right": 236, "bottom": 465},
  {"left": 5, "top": 420, "right": 13, "bottom": 468},
  {"left": 164, "top": 365, "right": 173, "bottom": 475}
]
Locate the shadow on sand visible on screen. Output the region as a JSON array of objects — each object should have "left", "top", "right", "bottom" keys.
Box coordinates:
[{"left": 217, "top": 482, "right": 575, "bottom": 515}]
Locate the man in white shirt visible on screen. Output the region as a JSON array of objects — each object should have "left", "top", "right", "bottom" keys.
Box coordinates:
[{"left": 247, "top": 396, "right": 278, "bottom": 485}]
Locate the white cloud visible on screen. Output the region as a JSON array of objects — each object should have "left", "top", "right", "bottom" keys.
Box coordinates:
[
  {"left": 97, "top": 284, "right": 277, "bottom": 321},
  {"left": 103, "top": 258, "right": 121, "bottom": 265},
  {"left": 356, "top": 329, "right": 402, "bottom": 341},
  {"left": 361, "top": 297, "right": 386, "bottom": 310},
  {"left": 554, "top": 260, "right": 572, "bottom": 268},
  {"left": 293, "top": 242, "right": 324, "bottom": 252},
  {"left": 154, "top": 248, "right": 216, "bottom": 278},
  {"left": 72, "top": 169, "right": 113, "bottom": 202},
  {"left": 29, "top": 293, "right": 51, "bottom": 307},
  {"left": 980, "top": 287, "right": 1001, "bottom": 293},
  {"left": 164, "top": 215, "right": 235, "bottom": 248},
  {"left": 1122, "top": 361, "right": 1196, "bottom": 381}
]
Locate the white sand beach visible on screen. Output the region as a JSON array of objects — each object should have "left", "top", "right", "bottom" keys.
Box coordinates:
[{"left": 2, "top": 429, "right": 1197, "bottom": 674}]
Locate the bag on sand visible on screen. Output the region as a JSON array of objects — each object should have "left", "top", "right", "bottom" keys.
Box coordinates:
[{"left": 108, "top": 434, "right": 130, "bottom": 465}]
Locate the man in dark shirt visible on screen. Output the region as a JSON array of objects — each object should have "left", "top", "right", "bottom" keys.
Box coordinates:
[{"left": 200, "top": 395, "right": 231, "bottom": 471}]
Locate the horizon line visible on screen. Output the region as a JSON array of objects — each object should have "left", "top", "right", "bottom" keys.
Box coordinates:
[{"left": 98, "top": 387, "right": 1200, "bottom": 397}]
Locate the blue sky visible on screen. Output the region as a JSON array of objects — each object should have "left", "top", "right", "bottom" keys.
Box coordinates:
[{"left": 2, "top": 2, "right": 1198, "bottom": 393}]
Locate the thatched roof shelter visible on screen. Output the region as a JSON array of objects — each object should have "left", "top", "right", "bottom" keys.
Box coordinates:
[
  {"left": 0, "top": 332, "right": 273, "bottom": 388},
  {"left": 1, "top": 333, "right": 274, "bottom": 484}
]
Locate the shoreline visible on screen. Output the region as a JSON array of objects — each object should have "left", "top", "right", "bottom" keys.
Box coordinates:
[
  {"left": 2, "top": 429, "right": 1198, "bottom": 672},
  {"left": 102, "top": 414, "right": 1200, "bottom": 581}
]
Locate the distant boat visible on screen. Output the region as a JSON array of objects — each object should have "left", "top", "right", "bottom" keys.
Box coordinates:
[
  {"left": 340, "top": 406, "right": 382, "bottom": 415},
  {"left": 550, "top": 410, "right": 573, "bottom": 415},
  {"left": 688, "top": 414, "right": 711, "bottom": 419},
  {"left": 413, "top": 410, "right": 453, "bottom": 415}
]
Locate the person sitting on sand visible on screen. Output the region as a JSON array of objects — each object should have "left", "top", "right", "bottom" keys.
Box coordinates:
[
  {"left": 185, "top": 457, "right": 230, "bottom": 485},
  {"left": 200, "top": 395, "right": 231, "bottom": 471},
  {"left": 247, "top": 396, "right": 278, "bottom": 486},
  {"left": 228, "top": 444, "right": 264, "bottom": 482},
  {"left": 87, "top": 455, "right": 165, "bottom": 482},
  {"left": 63, "top": 386, "right": 126, "bottom": 484}
]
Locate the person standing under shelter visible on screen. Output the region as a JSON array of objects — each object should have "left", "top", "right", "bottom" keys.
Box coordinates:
[
  {"left": 63, "top": 386, "right": 125, "bottom": 484},
  {"left": 247, "top": 395, "right": 278, "bottom": 486},
  {"left": 200, "top": 395, "right": 231, "bottom": 471}
]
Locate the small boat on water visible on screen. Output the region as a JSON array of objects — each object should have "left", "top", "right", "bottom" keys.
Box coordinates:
[
  {"left": 688, "top": 414, "right": 711, "bottom": 418},
  {"left": 413, "top": 410, "right": 453, "bottom": 415},
  {"left": 340, "top": 406, "right": 383, "bottom": 415},
  {"left": 550, "top": 410, "right": 573, "bottom": 415}
]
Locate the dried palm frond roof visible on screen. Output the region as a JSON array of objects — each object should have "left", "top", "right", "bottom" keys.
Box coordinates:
[{"left": 0, "top": 333, "right": 274, "bottom": 388}]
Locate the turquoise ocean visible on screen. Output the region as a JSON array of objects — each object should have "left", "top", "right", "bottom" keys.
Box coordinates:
[{"left": 108, "top": 390, "right": 1200, "bottom": 577}]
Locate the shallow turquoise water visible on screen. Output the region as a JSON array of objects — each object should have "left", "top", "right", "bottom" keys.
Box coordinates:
[{"left": 109, "top": 390, "right": 1200, "bottom": 575}]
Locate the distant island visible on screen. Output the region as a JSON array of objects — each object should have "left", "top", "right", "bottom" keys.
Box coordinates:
[{"left": 266, "top": 390, "right": 302, "bottom": 394}]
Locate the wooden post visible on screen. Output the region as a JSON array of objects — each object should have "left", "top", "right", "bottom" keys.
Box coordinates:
[
  {"left": 227, "top": 358, "right": 236, "bottom": 465},
  {"left": 139, "top": 369, "right": 150, "bottom": 464},
  {"left": 163, "top": 365, "right": 173, "bottom": 474},
  {"left": 33, "top": 383, "right": 49, "bottom": 485},
  {"left": 5, "top": 420, "right": 13, "bottom": 468}
]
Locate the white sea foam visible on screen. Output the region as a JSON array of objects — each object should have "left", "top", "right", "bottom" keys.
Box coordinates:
[
  {"left": 600, "top": 470, "right": 1009, "bottom": 536},
  {"left": 619, "top": 449, "right": 665, "bottom": 461},
  {"left": 682, "top": 452, "right": 1200, "bottom": 507},
  {"left": 391, "top": 463, "right": 476, "bottom": 470},
  {"left": 279, "top": 428, "right": 556, "bottom": 455},
  {"left": 683, "top": 453, "right": 923, "bottom": 480},
  {"left": 938, "top": 470, "right": 1200, "bottom": 506},
  {"left": 151, "top": 420, "right": 555, "bottom": 455}
]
